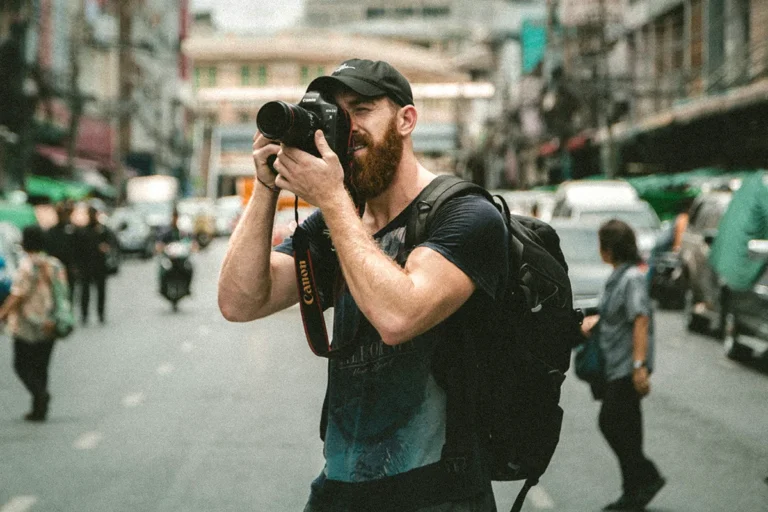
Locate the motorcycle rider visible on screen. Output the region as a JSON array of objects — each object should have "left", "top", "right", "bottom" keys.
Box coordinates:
[{"left": 156, "top": 207, "right": 194, "bottom": 296}]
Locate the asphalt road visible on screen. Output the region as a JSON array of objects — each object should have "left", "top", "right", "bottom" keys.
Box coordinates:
[{"left": 1, "top": 238, "right": 767, "bottom": 512}]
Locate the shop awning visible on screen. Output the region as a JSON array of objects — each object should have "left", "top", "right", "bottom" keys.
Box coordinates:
[
  {"left": 0, "top": 201, "right": 38, "bottom": 229},
  {"left": 25, "top": 175, "right": 93, "bottom": 202},
  {"left": 36, "top": 144, "right": 106, "bottom": 171}
]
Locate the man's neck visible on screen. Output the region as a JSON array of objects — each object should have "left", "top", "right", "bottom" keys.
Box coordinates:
[{"left": 362, "top": 153, "right": 435, "bottom": 233}]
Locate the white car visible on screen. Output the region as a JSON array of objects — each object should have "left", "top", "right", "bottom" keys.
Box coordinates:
[
  {"left": 214, "top": 195, "right": 244, "bottom": 236},
  {"left": 552, "top": 180, "right": 640, "bottom": 218}
]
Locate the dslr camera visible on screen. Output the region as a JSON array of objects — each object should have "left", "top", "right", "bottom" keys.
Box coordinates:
[{"left": 256, "top": 91, "right": 352, "bottom": 173}]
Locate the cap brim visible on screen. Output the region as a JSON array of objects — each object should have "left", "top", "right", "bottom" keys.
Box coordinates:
[{"left": 307, "top": 75, "right": 386, "bottom": 99}]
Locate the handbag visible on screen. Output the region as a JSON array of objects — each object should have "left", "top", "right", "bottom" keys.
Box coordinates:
[
  {"left": 574, "top": 329, "right": 604, "bottom": 384},
  {"left": 574, "top": 330, "right": 606, "bottom": 400}
]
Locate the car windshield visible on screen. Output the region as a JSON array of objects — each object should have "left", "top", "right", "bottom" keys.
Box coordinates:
[
  {"left": 134, "top": 202, "right": 173, "bottom": 217},
  {"left": 578, "top": 208, "right": 660, "bottom": 230},
  {"left": 178, "top": 200, "right": 215, "bottom": 216},
  {"left": 555, "top": 227, "right": 603, "bottom": 265}
]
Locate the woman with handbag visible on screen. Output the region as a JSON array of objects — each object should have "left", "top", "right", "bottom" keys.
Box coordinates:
[{"left": 592, "top": 219, "right": 666, "bottom": 511}]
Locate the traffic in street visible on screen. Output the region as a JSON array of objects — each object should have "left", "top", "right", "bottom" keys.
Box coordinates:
[{"left": 1, "top": 238, "right": 766, "bottom": 512}]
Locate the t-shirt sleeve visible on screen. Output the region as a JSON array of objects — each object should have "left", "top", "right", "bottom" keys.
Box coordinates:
[
  {"left": 418, "top": 194, "right": 508, "bottom": 299},
  {"left": 624, "top": 269, "right": 652, "bottom": 321},
  {"left": 274, "top": 209, "right": 337, "bottom": 309}
]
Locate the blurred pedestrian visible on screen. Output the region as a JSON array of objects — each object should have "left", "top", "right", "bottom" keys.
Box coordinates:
[
  {"left": 76, "top": 205, "right": 115, "bottom": 325},
  {"left": 0, "top": 225, "right": 66, "bottom": 422},
  {"left": 595, "top": 219, "right": 666, "bottom": 510},
  {"left": 45, "top": 200, "right": 78, "bottom": 302}
]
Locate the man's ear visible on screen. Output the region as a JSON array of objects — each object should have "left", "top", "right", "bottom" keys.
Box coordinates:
[{"left": 398, "top": 105, "right": 417, "bottom": 136}]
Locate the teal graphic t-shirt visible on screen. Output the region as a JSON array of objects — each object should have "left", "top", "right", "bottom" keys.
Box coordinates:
[{"left": 275, "top": 191, "right": 507, "bottom": 504}]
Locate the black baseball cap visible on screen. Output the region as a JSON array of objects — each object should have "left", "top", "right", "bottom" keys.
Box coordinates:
[{"left": 307, "top": 58, "right": 414, "bottom": 107}]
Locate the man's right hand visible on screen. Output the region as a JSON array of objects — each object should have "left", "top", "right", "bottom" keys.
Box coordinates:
[{"left": 252, "top": 132, "right": 281, "bottom": 189}]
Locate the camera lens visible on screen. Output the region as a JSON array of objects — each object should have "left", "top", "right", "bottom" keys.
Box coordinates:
[
  {"left": 256, "top": 102, "right": 292, "bottom": 140},
  {"left": 257, "top": 101, "right": 316, "bottom": 145}
]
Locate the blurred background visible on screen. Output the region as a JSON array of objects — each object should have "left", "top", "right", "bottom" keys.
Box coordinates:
[{"left": 1, "top": 1, "right": 768, "bottom": 511}]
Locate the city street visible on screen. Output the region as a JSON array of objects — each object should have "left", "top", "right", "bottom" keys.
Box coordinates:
[{"left": 1, "top": 238, "right": 767, "bottom": 512}]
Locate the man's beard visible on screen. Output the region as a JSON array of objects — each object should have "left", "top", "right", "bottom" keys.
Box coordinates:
[{"left": 348, "top": 117, "right": 403, "bottom": 201}]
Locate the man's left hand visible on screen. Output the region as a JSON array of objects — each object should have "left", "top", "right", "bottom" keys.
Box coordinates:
[{"left": 273, "top": 130, "right": 348, "bottom": 208}]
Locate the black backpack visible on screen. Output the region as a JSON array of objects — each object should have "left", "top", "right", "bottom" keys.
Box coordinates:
[{"left": 405, "top": 175, "right": 583, "bottom": 512}]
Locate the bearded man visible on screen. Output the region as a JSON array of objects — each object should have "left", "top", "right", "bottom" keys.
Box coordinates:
[{"left": 218, "top": 59, "right": 507, "bottom": 511}]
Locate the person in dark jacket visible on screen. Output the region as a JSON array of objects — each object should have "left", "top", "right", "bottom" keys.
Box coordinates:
[
  {"left": 76, "top": 206, "right": 116, "bottom": 324},
  {"left": 45, "top": 201, "right": 78, "bottom": 302}
]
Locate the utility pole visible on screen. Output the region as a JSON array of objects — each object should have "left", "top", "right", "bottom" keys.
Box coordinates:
[
  {"left": 597, "top": 0, "right": 616, "bottom": 178},
  {"left": 66, "top": 4, "right": 86, "bottom": 174},
  {"left": 117, "top": 0, "right": 132, "bottom": 199}
]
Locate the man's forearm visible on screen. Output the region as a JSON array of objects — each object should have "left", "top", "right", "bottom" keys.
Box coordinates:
[
  {"left": 321, "top": 192, "right": 417, "bottom": 341},
  {"left": 218, "top": 186, "right": 280, "bottom": 321}
]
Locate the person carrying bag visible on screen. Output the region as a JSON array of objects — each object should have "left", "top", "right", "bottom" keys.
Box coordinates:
[
  {"left": 0, "top": 226, "right": 70, "bottom": 422},
  {"left": 588, "top": 220, "right": 666, "bottom": 511}
]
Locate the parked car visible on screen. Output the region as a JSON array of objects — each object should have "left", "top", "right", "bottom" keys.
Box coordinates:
[
  {"left": 490, "top": 190, "right": 555, "bottom": 221},
  {"left": 552, "top": 179, "right": 639, "bottom": 219},
  {"left": 679, "top": 189, "right": 733, "bottom": 337},
  {"left": 215, "top": 195, "right": 244, "bottom": 236},
  {"left": 721, "top": 239, "right": 768, "bottom": 360},
  {"left": 566, "top": 200, "right": 665, "bottom": 262},
  {"left": 550, "top": 219, "right": 613, "bottom": 312},
  {"left": 107, "top": 207, "right": 155, "bottom": 259}
]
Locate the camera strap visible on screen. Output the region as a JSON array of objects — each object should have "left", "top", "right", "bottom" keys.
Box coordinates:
[{"left": 292, "top": 197, "right": 355, "bottom": 359}]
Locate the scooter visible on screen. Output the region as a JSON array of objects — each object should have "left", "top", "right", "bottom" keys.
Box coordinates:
[{"left": 158, "top": 241, "right": 193, "bottom": 311}]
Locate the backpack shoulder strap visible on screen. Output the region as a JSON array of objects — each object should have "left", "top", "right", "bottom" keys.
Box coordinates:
[{"left": 405, "top": 175, "right": 491, "bottom": 250}]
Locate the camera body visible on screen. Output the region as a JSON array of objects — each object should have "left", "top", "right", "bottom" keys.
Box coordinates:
[{"left": 256, "top": 91, "right": 352, "bottom": 171}]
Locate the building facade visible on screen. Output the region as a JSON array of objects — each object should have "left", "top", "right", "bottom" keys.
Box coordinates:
[
  {"left": 0, "top": 0, "right": 192, "bottom": 199},
  {"left": 184, "top": 28, "right": 495, "bottom": 197},
  {"left": 537, "top": 0, "right": 768, "bottom": 180},
  {"left": 301, "top": 0, "right": 548, "bottom": 189}
]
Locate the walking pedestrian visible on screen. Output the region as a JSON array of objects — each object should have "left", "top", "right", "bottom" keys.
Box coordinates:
[
  {"left": 218, "top": 59, "right": 508, "bottom": 511},
  {"left": 76, "top": 205, "right": 115, "bottom": 325},
  {"left": 45, "top": 200, "right": 78, "bottom": 303},
  {"left": 0, "top": 225, "right": 67, "bottom": 422},
  {"left": 595, "top": 219, "right": 666, "bottom": 510}
]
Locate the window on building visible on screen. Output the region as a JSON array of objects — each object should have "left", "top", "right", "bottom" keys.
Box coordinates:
[
  {"left": 238, "top": 111, "right": 250, "bottom": 123},
  {"left": 301, "top": 65, "right": 310, "bottom": 84},
  {"left": 195, "top": 66, "right": 219, "bottom": 88},
  {"left": 257, "top": 65, "right": 268, "bottom": 85},
  {"left": 654, "top": 21, "right": 665, "bottom": 76},
  {"left": 241, "top": 65, "right": 251, "bottom": 86},
  {"left": 394, "top": 7, "right": 415, "bottom": 18},
  {"left": 690, "top": 0, "right": 704, "bottom": 74},
  {"left": 671, "top": 7, "right": 684, "bottom": 74},
  {"left": 366, "top": 7, "right": 385, "bottom": 19},
  {"left": 317, "top": 66, "right": 324, "bottom": 77},
  {"left": 423, "top": 6, "right": 450, "bottom": 17}
]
